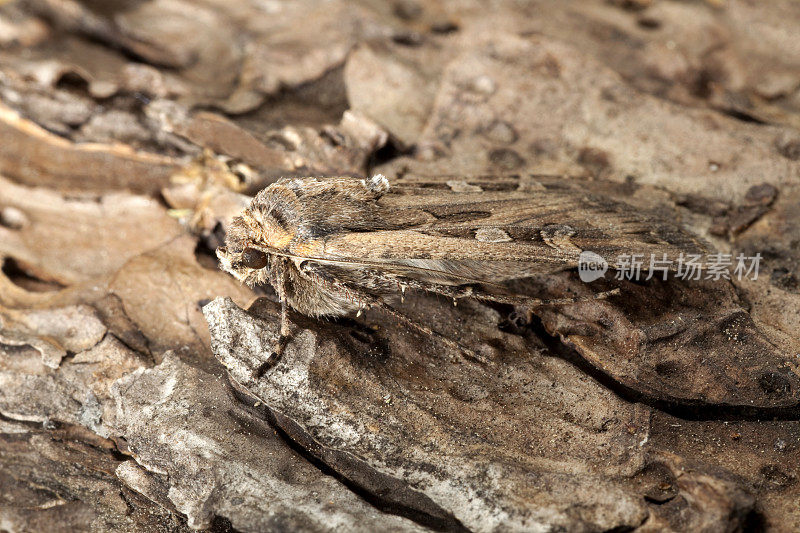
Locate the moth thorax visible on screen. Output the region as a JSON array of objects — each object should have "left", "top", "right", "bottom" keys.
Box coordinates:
[
  {"left": 260, "top": 216, "right": 295, "bottom": 250},
  {"left": 250, "top": 200, "right": 298, "bottom": 251}
]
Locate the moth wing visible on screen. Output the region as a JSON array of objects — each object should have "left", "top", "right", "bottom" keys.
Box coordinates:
[{"left": 317, "top": 181, "right": 709, "bottom": 282}]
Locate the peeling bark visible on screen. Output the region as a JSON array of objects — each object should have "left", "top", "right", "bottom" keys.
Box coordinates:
[{"left": 1, "top": 1, "right": 799, "bottom": 531}]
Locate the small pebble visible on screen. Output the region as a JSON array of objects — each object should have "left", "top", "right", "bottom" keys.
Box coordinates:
[
  {"left": 0, "top": 206, "right": 29, "bottom": 229},
  {"left": 472, "top": 75, "right": 496, "bottom": 95}
]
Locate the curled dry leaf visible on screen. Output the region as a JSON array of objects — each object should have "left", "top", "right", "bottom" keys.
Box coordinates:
[{"left": 0, "top": 104, "right": 181, "bottom": 194}]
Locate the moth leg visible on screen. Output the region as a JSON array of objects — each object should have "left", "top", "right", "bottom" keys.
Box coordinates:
[
  {"left": 272, "top": 295, "right": 291, "bottom": 354},
  {"left": 299, "top": 268, "right": 490, "bottom": 364},
  {"left": 262, "top": 259, "right": 293, "bottom": 371}
]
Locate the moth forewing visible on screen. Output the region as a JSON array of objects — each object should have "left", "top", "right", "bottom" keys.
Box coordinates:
[
  {"left": 318, "top": 184, "right": 708, "bottom": 284},
  {"left": 217, "top": 174, "right": 709, "bottom": 365}
]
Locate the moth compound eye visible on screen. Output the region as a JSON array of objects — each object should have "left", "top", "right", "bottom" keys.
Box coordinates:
[{"left": 241, "top": 247, "right": 268, "bottom": 269}]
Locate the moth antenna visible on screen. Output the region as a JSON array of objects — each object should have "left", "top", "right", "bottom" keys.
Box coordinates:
[
  {"left": 514, "top": 288, "right": 621, "bottom": 308},
  {"left": 398, "top": 278, "right": 620, "bottom": 308}
]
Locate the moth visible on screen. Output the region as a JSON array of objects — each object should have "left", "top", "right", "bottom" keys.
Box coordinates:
[{"left": 217, "top": 174, "right": 707, "bottom": 363}]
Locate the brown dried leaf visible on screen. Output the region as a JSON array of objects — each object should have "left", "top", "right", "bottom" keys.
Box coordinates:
[{"left": 107, "top": 235, "right": 254, "bottom": 361}]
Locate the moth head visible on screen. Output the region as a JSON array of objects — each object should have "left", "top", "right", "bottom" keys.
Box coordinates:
[
  {"left": 216, "top": 215, "right": 273, "bottom": 287},
  {"left": 216, "top": 243, "right": 270, "bottom": 284}
]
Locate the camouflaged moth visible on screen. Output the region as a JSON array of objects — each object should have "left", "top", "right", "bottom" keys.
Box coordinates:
[{"left": 217, "top": 174, "right": 707, "bottom": 364}]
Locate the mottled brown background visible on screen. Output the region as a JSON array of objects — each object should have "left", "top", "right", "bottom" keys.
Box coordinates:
[{"left": 0, "top": 0, "right": 798, "bottom": 531}]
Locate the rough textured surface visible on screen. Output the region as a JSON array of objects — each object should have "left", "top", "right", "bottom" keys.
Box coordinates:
[
  {"left": 1, "top": 0, "right": 799, "bottom": 531},
  {"left": 0, "top": 103, "right": 181, "bottom": 193},
  {"left": 205, "top": 297, "right": 655, "bottom": 532},
  {"left": 110, "top": 354, "right": 425, "bottom": 532},
  {"left": 203, "top": 292, "right": 789, "bottom": 532},
  {"left": 376, "top": 33, "right": 799, "bottom": 202},
  {"left": 0, "top": 176, "right": 183, "bottom": 285},
  {"left": 0, "top": 303, "right": 106, "bottom": 368},
  {"left": 530, "top": 272, "right": 800, "bottom": 408}
]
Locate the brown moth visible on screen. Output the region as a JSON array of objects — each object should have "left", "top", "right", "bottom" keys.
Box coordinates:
[{"left": 217, "top": 174, "right": 707, "bottom": 363}]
